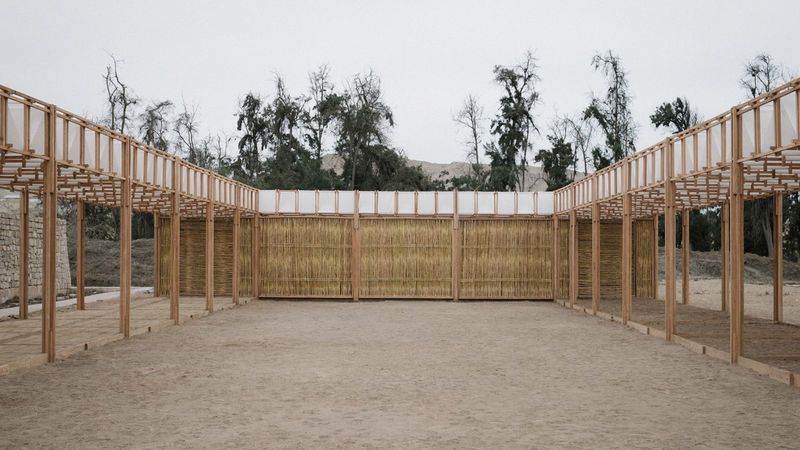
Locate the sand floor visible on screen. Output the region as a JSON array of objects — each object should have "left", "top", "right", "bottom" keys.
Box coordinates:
[{"left": 0, "top": 300, "right": 798, "bottom": 448}]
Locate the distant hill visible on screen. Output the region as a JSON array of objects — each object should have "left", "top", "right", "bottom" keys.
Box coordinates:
[{"left": 320, "top": 154, "right": 581, "bottom": 191}]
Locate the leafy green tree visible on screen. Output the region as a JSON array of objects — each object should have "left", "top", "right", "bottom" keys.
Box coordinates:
[
  {"left": 487, "top": 50, "right": 541, "bottom": 191},
  {"left": 235, "top": 93, "right": 268, "bottom": 181},
  {"left": 138, "top": 100, "right": 173, "bottom": 151},
  {"left": 584, "top": 50, "right": 636, "bottom": 170},
  {"left": 534, "top": 135, "right": 576, "bottom": 191},
  {"left": 302, "top": 65, "right": 343, "bottom": 161},
  {"left": 650, "top": 97, "right": 699, "bottom": 133}
]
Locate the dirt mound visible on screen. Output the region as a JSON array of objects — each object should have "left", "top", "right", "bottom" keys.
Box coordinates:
[
  {"left": 659, "top": 248, "right": 800, "bottom": 284},
  {"left": 68, "top": 238, "right": 154, "bottom": 287}
]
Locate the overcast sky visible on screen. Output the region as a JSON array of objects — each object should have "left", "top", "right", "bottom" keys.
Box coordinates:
[{"left": 4, "top": 0, "right": 799, "bottom": 165}]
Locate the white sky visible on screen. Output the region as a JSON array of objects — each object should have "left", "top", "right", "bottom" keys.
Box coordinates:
[{"left": 3, "top": 0, "right": 799, "bottom": 165}]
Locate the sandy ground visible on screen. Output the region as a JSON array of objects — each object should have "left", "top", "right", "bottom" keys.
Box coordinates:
[{"left": 0, "top": 301, "right": 798, "bottom": 449}]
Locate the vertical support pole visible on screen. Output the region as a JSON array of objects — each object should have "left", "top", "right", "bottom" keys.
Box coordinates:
[
  {"left": 252, "top": 193, "right": 261, "bottom": 300},
  {"left": 76, "top": 200, "right": 85, "bottom": 310},
  {"left": 552, "top": 214, "right": 560, "bottom": 300},
  {"left": 42, "top": 104, "right": 57, "bottom": 362},
  {"left": 721, "top": 201, "right": 729, "bottom": 312},
  {"left": 119, "top": 138, "right": 131, "bottom": 337},
  {"left": 170, "top": 160, "right": 180, "bottom": 324},
  {"left": 153, "top": 212, "right": 160, "bottom": 297},
  {"left": 730, "top": 107, "right": 745, "bottom": 363},
  {"left": 352, "top": 191, "right": 360, "bottom": 301},
  {"left": 452, "top": 190, "right": 460, "bottom": 302},
  {"left": 232, "top": 185, "right": 240, "bottom": 305},
  {"left": 591, "top": 180, "right": 600, "bottom": 315},
  {"left": 773, "top": 194, "right": 783, "bottom": 323},
  {"left": 622, "top": 162, "right": 632, "bottom": 324},
  {"left": 652, "top": 214, "right": 658, "bottom": 300},
  {"left": 569, "top": 188, "right": 578, "bottom": 308},
  {"left": 205, "top": 179, "right": 214, "bottom": 312},
  {"left": 664, "top": 140, "right": 676, "bottom": 341},
  {"left": 682, "top": 208, "right": 690, "bottom": 305},
  {"left": 18, "top": 189, "right": 29, "bottom": 319}
]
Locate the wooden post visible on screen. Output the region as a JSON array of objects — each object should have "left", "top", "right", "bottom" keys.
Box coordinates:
[
  {"left": 119, "top": 138, "right": 132, "bottom": 337},
  {"left": 153, "top": 212, "right": 160, "bottom": 296},
  {"left": 664, "top": 140, "right": 676, "bottom": 341},
  {"left": 622, "top": 162, "right": 632, "bottom": 324},
  {"left": 552, "top": 214, "right": 560, "bottom": 300},
  {"left": 569, "top": 188, "right": 578, "bottom": 308},
  {"left": 232, "top": 185, "right": 240, "bottom": 305},
  {"left": 682, "top": 208, "right": 690, "bottom": 305},
  {"left": 18, "top": 189, "right": 29, "bottom": 319},
  {"left": 170, "top": 161, "right": 180, "bottom": 324},
  {"left": 452, "top": 190, "right": 460, "bottom": 301},
  {"left": 205, "top": 179, "right": 214, "bottom": 312},
  {"left": 42, "top": 104, "right": 57, "bottom": 362},
  {"left": 773, "top": 194, "right": 783, "bottom": 323},
  {"left": 352, "top": 191, "right": 361, "bottom": 301},
  {"left": 652, "top": 214, "right": 658, "bottom": 300},
  {"left": 76, "top": 200, "right": 85, "bottom": 310},
  {"left": 591, "top": 180, "right": 600, "bottom": 315},
  {"left": 721, "top": 201, "right": 729, "bottom": 312},
  {"left": 252, "top": 205, "right": 261, "bottom": 300},
  {"left": 730, "top": 107, "right": 745, "bottom": 363}
]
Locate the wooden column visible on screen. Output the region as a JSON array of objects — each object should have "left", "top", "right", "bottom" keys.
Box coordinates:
[
  {"left": 552, "top": 214, "right": 560, "bottom": 300},
  {"left": 568, "top": 189, "right": 578, "bottom": 308},
  {"left": 773, "top": 194, "right": 783, "bottom": 323},
  {"left": 232, "top": 186, "right": 240, "bottom": 305},
  {"left": 352, "top": 191, "right": 361, "bottom": 301},
  {"left": 664, "top": 140, "right": 677, "bottom": 341},
  {"left": 119, "top": 138, "right": 132, "bottom": 337},
  {"left": 76, "top": 200, "right": 85, "bottom": 310},
  {"left": 652, "top": 214, "right": 658, "bottom": 300},
  {"left": 721, "top": 201, "right": 729, "bottom": 312},
  {"left": 153, "top": 212, "right": 160, "bottom": 297},
  {"left": 252, "top": 210, "right": 261, "bottom": 300},
  {"left": 682, "top": 208, "right": 690, "bottom": 305},
  {"left": 452, "top": 190, "right": 460, "bottom": 302},
  {"left": 730, "top": 107, "right": 745, "bottom": 363},
  {"left": 205, "top": 180, "right": 214, "bottom": 312},
  {"left": 170, "top": 161, "right": 180, "bottom": 324},
  {"left": 42, "top": 104, "right": 57, "bottom": 362},
  {"left": 622, "top": 162, "right": 632, "bottom": 324},
  {"left": 591, "top": 180, "right": 600, "bottom": 315},
  {"left": 18, "top": 189, "right": 29, "bottom": 319}
]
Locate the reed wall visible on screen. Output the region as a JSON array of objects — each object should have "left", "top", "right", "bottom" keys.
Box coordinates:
[
  {"left": 359, "top": 218, "right": 452, "bottom": 298},
  {"left": 260, "top": 217, "right": 352, "bottom": 298},
  {"left": 557, "top": 219, "right": 569, "bottom": 299},
  {"left": 633, "top": 219, "right": 656, "bottom": 298},
  {"left": 460, "top": 219, "right": 553, "bottom": 299}
]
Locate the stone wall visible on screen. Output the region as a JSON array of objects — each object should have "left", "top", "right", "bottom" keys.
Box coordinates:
[{"left": 0, "top": 209, "right": 71, "bottom": 303}]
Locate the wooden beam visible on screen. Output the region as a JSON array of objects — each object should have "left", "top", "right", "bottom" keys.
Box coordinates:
[
  {"left": 452, "top": 190, "right": 460, "bottom": 302},
  {"left": 42, "top": 104, "right": 57, "bottom": 362},
  {"left": 76, "top": 200, "right": 85, "bottom": 310},
  {"left": 205, "top": 180, "right": 214, "bottom": 312},
  {"left": 682, "top": 208, "right": 690, "bottom": 305},
  {"left": 622, "top": 162, "right": 632, "bottom": 324},
  {"left": 552, "top": 214, "right": 559, "bottom": 300},
  {"left": 773, "top": 194, "right": 783, "bottom": 323},
  {"left": 119, "top": 138, "right": 131, "bottom": 337},
  {"left": 18, "top": 189, "right": 29, "bottom": 319},
  {"left": 170, "top": 162, "right": 180, "bottom": 324},
  {"left": 352, "top": 191, "right": 361, "bottom": 301},
  {"left": 665, "top": 140, "right": 677, "bottom": 341},
  {"left": 591, "top": 180, "right": 600, "bottom": 315},
  {"left": 232, "top": 186, "right": 240, "bottom": 305},
  {"left": 730, "top": 107, "right": 745, "bottom": 363},
  {"left": 721, "top": 201, "right": 729, "bottom": 313},
  {"left": 569, "top": 191, "right": 577, "bottom": 308}
]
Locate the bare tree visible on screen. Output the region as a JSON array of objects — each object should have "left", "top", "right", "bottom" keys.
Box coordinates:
[
  {"left": 174, "top": 101, "right": 213, "bottom": 168},
  {"left": 103, "top": 55, "right": 139, "bottom": 134},
  {"left": 138, "top": 100, "right": 173, "bottom": 151},
  {"left": 303, "top": 65, "right": 342, "bottom": 160},
  {"left": 454, "top": 94, "right": 485, "bottom": 177},
  {"left": 566, "top": 116, "right": 597, "bottom": 176},
  {"left": 741, "top": 54, "right": 786, "bottom": 99}
]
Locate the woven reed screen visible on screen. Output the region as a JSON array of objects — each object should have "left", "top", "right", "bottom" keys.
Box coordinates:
[
  {"left": 239, "top": 218, "right": 253, "bottom": 297},
  {"left": 633, "top": 219, "right": 656, "bottom": 298},
  {"left": 260, "top": 217, "right": 352, "bottom": 297},
  {"left": 460, "top": 219, "right": 553, "bottom": 299},
  {"left": 359, "top": 218, "right": 452, "bottom": 298},
  {"left": 557, "top": 219, "right": 569, "bottom": 298},
  {"left": 158, "top": 217, "right": 171, "bottom": 297},
  {"left": 577, "top": 221, "right": 622, "bottom": 298}
]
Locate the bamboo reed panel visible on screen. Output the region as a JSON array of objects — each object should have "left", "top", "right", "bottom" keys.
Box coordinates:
[
  {"left": 359, "top": 218, "right": 452, "bottom": 298},
  {"left": 633, "top": 219, "right": 656, "bottom": 298},
  {"left": 261, "top": 217, "right": 352, "bottom": 297},
  {"left": 239, "top": 218, "right": 253, "bottom": 297},
  {"left": 578, "top": 221, "right": 623, "bottom": 299},
  {"left": 158, "top": 217, "right": 171, "bottom": 297},
  {"left": 558, "top": 219, "right": 570, "bottom": 298},
  {"left": 460, "top": 219, "right": 553, "bottom": 299}
]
